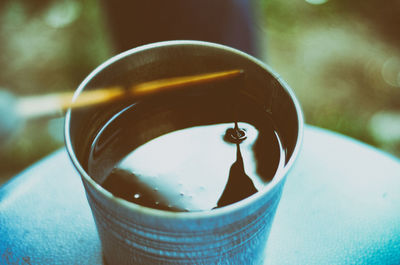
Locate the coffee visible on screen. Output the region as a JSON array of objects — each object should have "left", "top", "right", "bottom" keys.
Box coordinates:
[{"left": 87, "top": 94, "right": 285, "bottom": 212}]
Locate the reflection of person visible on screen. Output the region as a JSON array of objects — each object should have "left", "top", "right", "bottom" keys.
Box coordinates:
[{"left": 101, "top": 0, "right": 259, "bottom": 56}]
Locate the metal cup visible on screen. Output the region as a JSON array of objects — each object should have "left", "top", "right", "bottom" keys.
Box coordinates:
[{"left": 65, "top": 40, "right": 303, "bottom": 265}]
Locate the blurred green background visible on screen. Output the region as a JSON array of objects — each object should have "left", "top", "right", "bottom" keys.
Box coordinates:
[{"left": 0, "top": 0, "right": 399, "bottom": 186}]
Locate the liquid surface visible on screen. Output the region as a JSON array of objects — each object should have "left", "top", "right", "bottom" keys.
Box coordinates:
[{"left": 87, "top": 105, "right": 284, "bottom": 212}]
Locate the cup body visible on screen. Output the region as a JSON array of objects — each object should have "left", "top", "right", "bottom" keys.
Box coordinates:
[{"left": 65, "top": 40, "right": 303, "bottom": 265}]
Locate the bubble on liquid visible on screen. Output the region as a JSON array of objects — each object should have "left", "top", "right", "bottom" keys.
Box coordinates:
[
  {"left": 168, "top": 204, "right": 173, "bottom": 208},
  {"left": 134, "top": 193, "right": 141, "bottom": 199},
  {"left": 179, "top": 192, "right": 185, "bottom": 196},
  {"left": 155, "top": 201, "right": 160, "bottom": 205},
  {"left": 153, "top": 187, "right": 159, "bottom": 192},
  {"left": 224, "top": 127, "right": 247, "bottom": 143}
]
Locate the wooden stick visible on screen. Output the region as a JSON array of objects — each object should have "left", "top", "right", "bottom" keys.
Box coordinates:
[{"left": 16, "top": 69, "right": 243, "bottom": 119}]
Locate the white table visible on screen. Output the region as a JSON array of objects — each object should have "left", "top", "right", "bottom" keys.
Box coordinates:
[{"left": 1, "top": 125, "right": 399, "bottom": 264}]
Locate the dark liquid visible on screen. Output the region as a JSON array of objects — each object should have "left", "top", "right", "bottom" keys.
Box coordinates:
[{"left": 87, "top": 101, "right": 284, "bottom": 212}]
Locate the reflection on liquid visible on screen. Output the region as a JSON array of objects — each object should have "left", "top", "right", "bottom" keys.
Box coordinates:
[{"left": 99, "top": 122, "right": 284, "bottom": 212}]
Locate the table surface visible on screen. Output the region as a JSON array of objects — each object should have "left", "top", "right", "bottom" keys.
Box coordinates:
[{"left": 1, "top": 125, "right": 400, "bottom": 265}]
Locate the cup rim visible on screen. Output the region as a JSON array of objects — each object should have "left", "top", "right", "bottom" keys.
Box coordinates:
[{"left": 65, "top": 40, "right": 304, "bottom": 220}]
